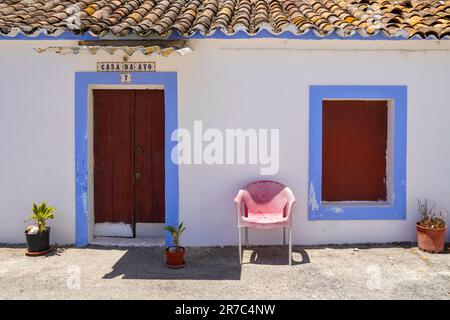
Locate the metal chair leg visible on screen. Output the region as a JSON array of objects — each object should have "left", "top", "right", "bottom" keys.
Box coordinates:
[
  {"left": 283, "top": 228, "right": 286, "bottom": 246},
  {"left": 245, "top": 227, "right": 248, "bottom": 247},
  {"left": 238, "top": 228, "right": 242, "bottom": 264},
  {"left": 289, "top": 228, "right": 292, "bottom": 266}
]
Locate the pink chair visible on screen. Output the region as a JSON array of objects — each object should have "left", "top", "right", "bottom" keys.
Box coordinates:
[{"left": 234, "top": 180, "right": 296, "bottom": 265}]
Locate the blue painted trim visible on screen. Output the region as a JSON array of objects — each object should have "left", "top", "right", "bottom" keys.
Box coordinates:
[
  {"left": 167, "top": 29, "right": 426, "bottom": 41},
  {"left": 308, "top": 85, "right": 407, "bottom": 220},
  {"left": 0, "top": 31, "right": 98, "bottom": 40},
  {"left": 1, "top": 29, "right": 444, "bottom": 41},
  {"left": 75, "top": 72, "right": 179, "bottom": 246}
]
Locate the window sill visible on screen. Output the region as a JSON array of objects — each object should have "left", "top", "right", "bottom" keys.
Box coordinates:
[
  {"left": 309, "top": 202, "right": 405, "bottom": 221},
  {"left": 322, "top": 201, "right": 392, "bottom": 207}
]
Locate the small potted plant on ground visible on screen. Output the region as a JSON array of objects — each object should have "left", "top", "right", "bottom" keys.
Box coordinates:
[
  {"left": 164, "top": 222, "right": 186, "bottom": 268},
  {"left": 25, "top": 202, "right": 55, "bottom": 256},
  {"left": 416, "top": 199, "right": 447, "bottom": 253}
]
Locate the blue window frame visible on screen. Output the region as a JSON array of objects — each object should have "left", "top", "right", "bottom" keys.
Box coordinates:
[{"left": 308, "top": 85, "right": 407, "bottom": 220}]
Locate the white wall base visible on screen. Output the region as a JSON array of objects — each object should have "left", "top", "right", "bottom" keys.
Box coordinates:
[
  {"left": 93, "top": 223, "right": 164, "bottom": 238},
  {"left": 94, "top": 223, "right": 133, "bottom": 238},
  {"left": 136, "top": 223, "right": 165, "bottom": 238},
  {"left": 91, "top": 236, "right": 164, "bottom": 247}
]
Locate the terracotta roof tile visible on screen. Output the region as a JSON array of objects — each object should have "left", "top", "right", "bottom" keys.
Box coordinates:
[{"left": 0, "top": 0, "right": 449, "bottom": 38}]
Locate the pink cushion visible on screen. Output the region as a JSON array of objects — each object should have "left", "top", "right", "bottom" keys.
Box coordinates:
[
  {"left": 244, "top": 212, "right": 285, "bottom": 224},
  {"left": 235, "top": 180, "right": 295, "bottom": 229}
]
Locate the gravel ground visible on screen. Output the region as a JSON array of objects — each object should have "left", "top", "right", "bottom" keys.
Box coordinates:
[{"left": 0, "top": 244, "right": 449, "bottom": 299}]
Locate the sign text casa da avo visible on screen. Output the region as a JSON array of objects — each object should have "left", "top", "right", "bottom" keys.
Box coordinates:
[{"left": 97, "top": 62, "right": 156, "bottom": 72}]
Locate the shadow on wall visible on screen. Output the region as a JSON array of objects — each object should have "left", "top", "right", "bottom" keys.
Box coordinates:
[{"left": 102, "top": 246, "right": 311, "bottom": 280}]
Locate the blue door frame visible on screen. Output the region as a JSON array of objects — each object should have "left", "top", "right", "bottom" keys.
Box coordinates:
[{"left": 75, "top": 72, "right": 179, "bottom": 246}]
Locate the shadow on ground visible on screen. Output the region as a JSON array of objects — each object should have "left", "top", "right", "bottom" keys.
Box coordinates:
[
  {"left": 102, "top": 246, "right": 241, "bottom": 280},
  {"left": 101, "top": 246, "right": 310, "bottom": 280},
  {"left": 246, "top": 246, "right": 310, "bottom": 266}
]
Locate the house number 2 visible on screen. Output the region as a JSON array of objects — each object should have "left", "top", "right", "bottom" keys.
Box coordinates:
[{"left": 120, "top": 73, "right": 132, "bottom": 83}]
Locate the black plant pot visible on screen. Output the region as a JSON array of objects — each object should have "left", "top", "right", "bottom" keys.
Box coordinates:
[{"left": 25, "top": 227, "right": 50, "bottom": 253}]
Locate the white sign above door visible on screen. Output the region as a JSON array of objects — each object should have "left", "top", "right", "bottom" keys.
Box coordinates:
[{"left": 97, "top": 62, "right": 156, "bottom": 72}]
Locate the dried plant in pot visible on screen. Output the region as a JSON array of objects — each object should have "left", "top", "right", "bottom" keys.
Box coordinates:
[
  {"left": 24, "top": 202, "right": 55, "bottom": 256},
  {"left": 416, "top": 199, "right": 447, "bottom": 253},
  {"left": 164, "top": 222, "right": 186, "bottom": 268}
]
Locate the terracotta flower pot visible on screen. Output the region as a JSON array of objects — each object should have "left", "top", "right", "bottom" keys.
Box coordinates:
[
  {"left": 416, "top": 223, "right": 447, "bottom": 253},
  {"left": 165, "top": 246, "right": 185, "bottom": 268}
]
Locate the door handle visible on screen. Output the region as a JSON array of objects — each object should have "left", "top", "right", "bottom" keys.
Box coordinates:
[{"left": 135, "top": 172, "right": 141, "bottom": 180}]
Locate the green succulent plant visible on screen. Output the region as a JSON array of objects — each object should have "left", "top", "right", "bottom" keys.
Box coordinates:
[
  {"left": 28, "top": 202, "right": 55, "bottom": 233},
  {"left": 164, "top": 222, "right": 186, "bottom": 249}
]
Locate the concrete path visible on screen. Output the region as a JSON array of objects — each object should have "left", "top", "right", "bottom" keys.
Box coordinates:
[{"left": 0, "top": 244, "right": 449, "bottom": 299}]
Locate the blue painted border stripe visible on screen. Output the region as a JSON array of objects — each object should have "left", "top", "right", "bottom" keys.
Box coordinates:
[
  {"left": 308, "top": 85, "right": 407, "bottom": 220},
  {"left": 75, "top": 72, "right": 179, "bottom": 246},
  {"left": 1, "top": 29, "right": 444, "bottom": 40},
  {"left": 168, "top": 29, "right": 428, "bottom": 41},
  {"left": 0, "top": 31, "right": 98, "bottom": 40}
]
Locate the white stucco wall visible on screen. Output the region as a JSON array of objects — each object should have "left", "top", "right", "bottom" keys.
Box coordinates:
[{"left": 0, "top": 38, "right": 449, "bottom": 246}]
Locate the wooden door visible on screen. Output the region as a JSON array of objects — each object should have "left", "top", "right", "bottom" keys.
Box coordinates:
[
  {"left": 93, "top": 90, "right": 165, "bottom": 235},
  {"left": 322, "top": 100, "right": 388, "bottom": 202},
  {"left": 133, "top": 90, "right": 165, "bottom": 223}
]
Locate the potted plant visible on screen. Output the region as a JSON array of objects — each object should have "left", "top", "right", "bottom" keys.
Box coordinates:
[
  {"left": 164, "top": 222, "right": 186, "bottom": 268},
  {"left": 24, "top": 202, "right": 55, "bottom": 256},
  {"left": 416, "top": 199, "right": 447, "bottom": 253}
]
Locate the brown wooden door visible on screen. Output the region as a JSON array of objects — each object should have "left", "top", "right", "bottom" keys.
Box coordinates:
[
  {"left": 133, "top": 90, "right": 165, "bottom": 223},
  {"left": 322, "top": 100, "right": 388, "bottom": 202},
  {"left": 93, "top": 90, "right": 165, "bottom": 234}
]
